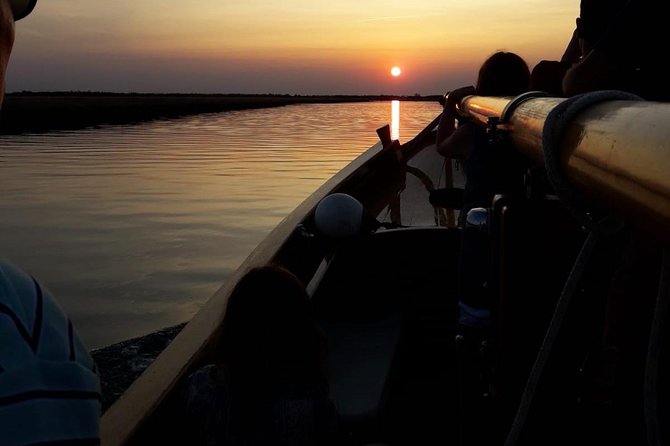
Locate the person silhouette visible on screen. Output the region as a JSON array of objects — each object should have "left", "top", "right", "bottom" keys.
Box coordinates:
[
  {"left": 181, "top": 264, "right": 338, "bottom": 446},
  {"left": 0, "top": 2, "right": 102, "bottom": 445},
  {"left": 558, "top": 0, "right": 669, "bottom": 444},
  {"left": 436, "top": 50, "right": 530, "bottom": 334},
  {"left": 436, "top": 51, "right": 530, "bottom": 446},
  {"left": 562, "top": 0, "right": 668, "bottom": 101}
]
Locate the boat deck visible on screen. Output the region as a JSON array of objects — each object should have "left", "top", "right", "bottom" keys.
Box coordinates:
[
  {"left": 311, "top": 226, "right": 461, "bottom": 445},
  {"left": 376, "top": 141, "right": 465, "bottom": 228},
  {"left": 308, "top": 138, "right": 466, "bottom": 444}
]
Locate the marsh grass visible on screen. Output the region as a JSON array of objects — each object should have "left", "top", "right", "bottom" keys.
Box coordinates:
[{"left": 1, "top": 93, "right": 440, "bottom": 134}]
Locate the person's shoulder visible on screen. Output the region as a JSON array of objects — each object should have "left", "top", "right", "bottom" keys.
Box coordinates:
[
  {"left": 0, "top": 257, "right": 37, "bottom": 301},
  {"left": 189, "top": 363, "right": 222, "bottom": 378},
  {"left": 276, "top": 381, "right": 339, "bottom": 417},
  {"left": 181, "top": 364, "right": 231, "bottom": 421},
  {"left": 0, "top": 258, "right": 101, "bottom": 445},
  {"left": 186, "top": 364, "right": 227, "bottom": 392}
]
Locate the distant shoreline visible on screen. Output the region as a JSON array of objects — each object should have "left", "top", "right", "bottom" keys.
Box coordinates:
[{"left": 0, "top": 93, "right": 442, "bottom": 135}]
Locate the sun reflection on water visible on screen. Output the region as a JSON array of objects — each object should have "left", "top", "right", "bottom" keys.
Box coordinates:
[{"left": 391, "top": 100, "right": 400, "bottom": 141}]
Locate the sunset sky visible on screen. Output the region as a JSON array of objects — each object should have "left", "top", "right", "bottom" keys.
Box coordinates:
[{"left": 7, "top": 0, "right": 579, "bottom": 95}]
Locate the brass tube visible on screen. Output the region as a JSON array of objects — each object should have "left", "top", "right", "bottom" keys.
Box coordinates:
[{"left": 460, "top": 95, "right": 670, "bottom": 240}]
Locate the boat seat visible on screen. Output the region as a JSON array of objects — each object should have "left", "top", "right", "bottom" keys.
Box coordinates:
[{"left": 322, "top": 313, "right": 403, "bottom": 427}]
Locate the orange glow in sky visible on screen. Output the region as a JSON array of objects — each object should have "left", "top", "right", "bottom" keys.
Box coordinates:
[{"left": 7, "top": 1, "right": 580, "bottom": 95}]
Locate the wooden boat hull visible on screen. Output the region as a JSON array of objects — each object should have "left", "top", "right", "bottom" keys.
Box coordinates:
[{"left": 100, "top": 113, "right": 457, "bottom": 445}]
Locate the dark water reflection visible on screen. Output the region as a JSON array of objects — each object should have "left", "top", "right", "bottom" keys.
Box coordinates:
[{"left": 0, "top": 101, "right": 442, "bottom": 348}]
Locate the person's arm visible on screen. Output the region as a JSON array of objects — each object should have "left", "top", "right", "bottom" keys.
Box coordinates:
[
  {"left": 562, "top": 47, "right": 620, "bottom": 97},
  {"left": 437, "top": 123, "right": 474, "bottom": 159},
  {"left": 436, "top": 85, "right": 476, "bottom": 159},
  {"left": 560, "top": 27, "right": 581, "bottom": 64}
]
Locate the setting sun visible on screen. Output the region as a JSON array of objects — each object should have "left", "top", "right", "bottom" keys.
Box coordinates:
[{"left": 391, "top": 66, "right": 402, "bottom": 77}]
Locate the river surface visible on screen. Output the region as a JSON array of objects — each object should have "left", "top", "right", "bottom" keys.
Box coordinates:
[{"left": 0, "top": 100, "right": 442, "bottom": 349}]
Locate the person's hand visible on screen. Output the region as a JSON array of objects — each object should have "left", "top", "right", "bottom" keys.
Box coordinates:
[
  {"left": 560, "top": 28, "right": 581, "bottom": 64},
  {"left": 445, "top": 85, "right": 476, "bottom": 110}
]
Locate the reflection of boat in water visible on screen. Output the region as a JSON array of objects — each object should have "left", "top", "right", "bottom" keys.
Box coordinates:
[{"left": 101, "top": 91, "right": 670, "bottom": 445}]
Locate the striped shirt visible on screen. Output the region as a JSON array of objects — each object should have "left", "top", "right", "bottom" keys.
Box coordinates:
[{"left": 0, "top": 259, "right": 101, "bottom": 446}]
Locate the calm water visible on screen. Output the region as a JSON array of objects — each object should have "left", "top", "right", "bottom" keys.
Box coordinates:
[{"left": 0, "top": 100, "right": 442, "bottom": 349}]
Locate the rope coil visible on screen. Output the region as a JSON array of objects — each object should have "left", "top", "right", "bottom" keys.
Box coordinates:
[{"left": 541, "top": 90, "right": 641, "bottom": 234}]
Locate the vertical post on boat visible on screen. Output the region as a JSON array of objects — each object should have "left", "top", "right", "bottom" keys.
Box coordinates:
[
  {"left": 442, "top": 159, "right": 457, "bottom": 227},
  {"left": 377, "top": 124, "right": 392, "bottom": 148}
]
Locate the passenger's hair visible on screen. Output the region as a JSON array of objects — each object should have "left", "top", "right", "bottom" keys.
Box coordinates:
[
  {"left": 530, "top": 60, "right": 570, "bottom": 96},
  {"left": 476, "top": 51, "right": 530, "bottom": 97},
  {"left": 217, "top": 263, "right": 328, "bottom": 391}
]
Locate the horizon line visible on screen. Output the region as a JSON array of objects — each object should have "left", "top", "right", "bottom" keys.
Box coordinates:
[{"left": 6, "top": 91, "right": 441, "bottom": 98}]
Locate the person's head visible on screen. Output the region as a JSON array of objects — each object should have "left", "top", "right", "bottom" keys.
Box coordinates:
[
  {"left": 0, "top": 0, "right": 37, "bottom": 106},
  {"left": 576, "top": 0, "right": 632, "bottom": 55},
  {"left": 217, "top": 264, "right": 327, "bottom": 387},
  {"left": 476, "top": 51, "right": 530, "bottom": 97},
  {"left": 530, "top": 60, "right": 570, "bottom": 96},
  {"left": 566, "top": 0, "right": 668, "bottom": 100}
]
